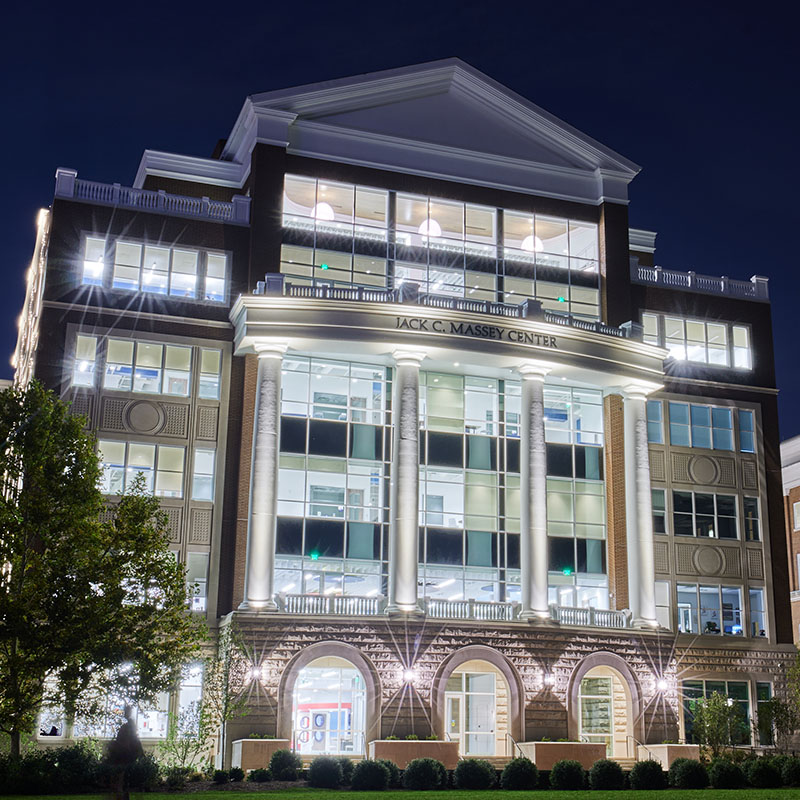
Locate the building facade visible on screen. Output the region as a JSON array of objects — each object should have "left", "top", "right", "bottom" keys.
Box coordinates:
[
  {"left": 781, "top": 436, "right": 800, "bottom": 642},
  {"left": 14, "top": 60, "right": 793, "bottom": 761}
]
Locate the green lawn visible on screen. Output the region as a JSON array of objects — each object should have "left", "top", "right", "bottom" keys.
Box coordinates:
[{"left": 7, "top": 791, "right": 800, "bottom": 800}]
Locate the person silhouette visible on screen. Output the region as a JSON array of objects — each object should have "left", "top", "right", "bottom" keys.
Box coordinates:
[{"left": 106, "top": 705, "right": 144, "bottom": 800}]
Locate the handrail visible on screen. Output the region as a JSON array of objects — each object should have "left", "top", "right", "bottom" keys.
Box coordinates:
[
  {"left": 626, "top": 734, "right": 657, "bottom": 762},
  {"left": 505, "top": 732, "right": 524, "bottom": 758}
]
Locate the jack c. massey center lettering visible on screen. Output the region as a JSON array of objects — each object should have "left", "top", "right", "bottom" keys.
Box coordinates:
[
  {"left": 16, "top": 59, "right": 789, "bottom": 768},
  {"left": 395, "top": 316, "right": 558, "bottom": 347}
]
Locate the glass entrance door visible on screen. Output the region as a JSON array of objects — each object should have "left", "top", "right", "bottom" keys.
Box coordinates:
[
  {"left": 445, "top": 672, "right": 496, "bottom": 756},
  {"left": 579, "top": 676, "right": 614, "bottom": 755}
]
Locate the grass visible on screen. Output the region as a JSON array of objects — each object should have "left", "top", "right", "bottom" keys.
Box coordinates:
[{"left": 6, "top": 791, "right": 800, "bottom": 800}]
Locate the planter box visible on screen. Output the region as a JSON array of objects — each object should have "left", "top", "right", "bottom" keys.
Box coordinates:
[
  {"left": 637, "top": 743, "right": 700, "bottom": 767},
  {"left": 368, "top": 740, "right": 460, "bottom": 769},
  {"left": 517, "top": 741, "right": 606, "bottom": 770},
  {"left": 231, "top": 739, "right": 291, "bottom": 771}
]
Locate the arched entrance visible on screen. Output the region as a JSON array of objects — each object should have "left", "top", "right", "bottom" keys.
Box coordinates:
[
  {"left": 578, "top": 666, "right": 633, "bottom": 757},
  {"left": 291, "top": 656, "right": 366, "bottom": 756},
  {"left": 437, "top": 656, "right": 514, "bottom": 757}
]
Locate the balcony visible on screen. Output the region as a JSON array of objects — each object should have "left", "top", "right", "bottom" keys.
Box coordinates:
[
  {"left": 630, "top": 260, "right": 769, "bottom": 302},
  {"left": 253, "top": 275, "right": 638, "bottom": 340},
  {"left": 276, "top": 594, "right": 632, "bottom": 629},
  {"left": 53, "top": 168, "right": 250, "bottom": 225}
]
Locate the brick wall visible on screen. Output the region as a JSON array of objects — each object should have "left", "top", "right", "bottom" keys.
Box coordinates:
[{"left": 604, "top": 394, "right": 628, "bottom": 610}]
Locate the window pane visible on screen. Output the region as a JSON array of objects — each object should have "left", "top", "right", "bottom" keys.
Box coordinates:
[
  {"left": 192, "top": 448, "right": 215, "bottom": 501},
  {"left": 73, "top": 335, "right": 97, "bottom": 386},
  {"left": 142, "top": 246, "right": 170, "bottom": 294},
  {"left": 170, "top": 249, "right": 198, "bottom": 298},
  {"left": 134, "top": 343, "right": 163, "bottom": 393},
  {"left": 83, "top": 237, "right": 106, "bottom": 285}
]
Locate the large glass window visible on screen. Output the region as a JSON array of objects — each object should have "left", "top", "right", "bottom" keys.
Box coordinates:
[
  {"left": 102, "top": 339, "right": 191, "bottom": 396},
  {"left": 98, "top": 440, "right": 185, "bottom": 497},
  {"left": 668, "top": 402, "right": 734, "bottom": 451},
  {"left": 677, "top": 584, "right": 743, "bottom": 635},
  {"left": 683, "top": 679, "right": 751, "bottom": 745},
  {"left": 672, "top": 491, "right": 737, "bottom": 538}
]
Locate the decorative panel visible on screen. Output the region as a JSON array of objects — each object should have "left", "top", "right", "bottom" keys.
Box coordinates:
[
  {"left": 742, "top": 461, "right": 758, "bottom": 490},
  {"left": 125, "top": 400, "right": 163, "bottom": 434},
  {"left": 671, "top": 453, "right": 691, "bottom": 483},
  {"left": 654, "top": 541, "right": 669, "bottom": 573},
  {"left": 693, "top": 545, "right": 724, "bottom": 576},
  {"left": 688, "top": 455, "right": 718, "bottom": 485},
  {"left": 196, "top": 406, "right": 219, "bottom": 441},
  {"left": 100, "top": 398, "right": 127, "bottom": 431},
  {"left": 675, "top": 544, "right": 696, "bottom": 575},
  {"left": 164, "top": 507, "right": 183, "bottom": 543},
  {"left": 747, "top": 549, "right": 764, "bottom": 579},
  {"left": 99, "top": 503, "right": 116, "bottom": 524},
  {"left": 649, "top": 450, "right": 666, "bottom": 481},
  {"left": 189, "top": 508, "right": 212, "bottom": 544},
  {"left": 720, "top": 547, "right": 741, "bottom": 578},
  {"left": 70, "top": 392, "right": 93, "bottom": 420},
  {"left": 161, "top": 404, "right": 190, "bottom": 438},
  {"left": 716, "top": 458, "right": 736, "bottom": 488}
]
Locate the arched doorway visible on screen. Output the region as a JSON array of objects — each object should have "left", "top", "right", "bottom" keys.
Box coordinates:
[
  {"left": 577, "top": 666, "right": 633, "bottom": 757},
  {"left": 291, "top": 656, "right": 366, "bottom": 756},
  {"left": 444, "top": 659, "right": 510, "bottom": 757}
]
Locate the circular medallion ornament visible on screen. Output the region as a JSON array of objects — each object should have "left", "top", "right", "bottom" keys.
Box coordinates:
[
  {"left": 688, "top": 455, "right": 719, "bottom": 485},
  {"left": 694, "top": 546, "right": 724, "bottom": 575},
  {"left": 125, "top": 400, "right": 163, "bottom": 434}
]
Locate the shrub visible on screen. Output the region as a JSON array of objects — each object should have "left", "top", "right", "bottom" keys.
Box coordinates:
[
  {"left": 709, "top": 759, "right": 745, "bottom": 790},
  {"left": 212, "top": 769, "right": 229, "bottom": 784},
  {"left": 377, "top": 759, "right": 401, "bottom": 788},
  {"left": 588, "top": 758, "right": 625, "bottom": 790},
  {"left": 628, "top": 759, "right": 666, "bottom": 790},
  {"left": 269, "top": 749, "right": 302, "bottom": 781},
  {"left": 454, "top": 759, "right": 497, "bottom": 789},
  {"left": 500, "top": 757, "right": 539, "bottom": 790},
  {"left": 248, "top": 767, "right": 271, "bottom": 782},
  {"left": 187, "top": 771, "right": 203, "bottom": 782},
  {"left": 771, "top": 754, "right": 791, "bottom": 779},
  {"left": 163, "top": 766, "right": 190, "bottom": 791},
  {"left": 126, "top": 753, "right": 161, "bottom": 791},
  {"left": 405, "top": 734, "right": 419, "bottom": 740},
  {"left": 51, "top": 742, "right": 101, "bottom": 792},
  {"left": 308, "top": 756, "right": 344, "bottom": 788},
  {"left": 549, "top": 759, "right": 585, "bottom": 791},
  {"left": 745, "top": 757, "right": 782, "bottom": 789},
  {"left": 338, "top": 756, "right": 355, "bottom": 784},
  {"left": 668, "top": 757, "right": 708, "bottom": 790},
  {"left": 352, "top": 759, "right": 390, "bottom": 791},
  {"left": 403, "top": 757, "right": 447, "bottom": 790},
  {"left": 229, "top": 766, "right": 245, "bottom": 782},
  {"left": 784, "top": 757, "right": 800, "bottom": 786}
]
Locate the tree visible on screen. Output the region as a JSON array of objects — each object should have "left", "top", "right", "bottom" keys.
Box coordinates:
[
  {"left": 0, "top": 381, "right": 205, "bottom": 758},
  {"left": 688, "top": 691, "right": 749, "bottom": 759},
  {"left": 755, "top": 696, "right": 800, "bottom": 752}
]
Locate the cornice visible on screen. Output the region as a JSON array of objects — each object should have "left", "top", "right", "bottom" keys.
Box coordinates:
[
  {"left": 134, "top": 150, "right": 246, "bottom": 189},
  {"left": 629, "top": 228, "right": 658, "bottom": 253}
]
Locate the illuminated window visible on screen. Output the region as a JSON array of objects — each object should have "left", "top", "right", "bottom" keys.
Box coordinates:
[
  {"left": 72, "top": 334, "right": 97, "bottom": 387},
  {"left": 98, "top": 440, "right": 185, "bottom": 497},
  {"left": 677, "top": 585, "right": 743, "bottom": 635},
  {"left": 82, "top": 237, "right": 106, "bottom": 285},
  {"left": 186, "top": 553, "right": 209, "bottom": 612},
  {"left": 191, "top": 448, "right": 216, "bottom": 501},
  {"left": 102, "top": 339, "right": 191, "bottom": 397},
  {"left": 198, "top": 349, "right": 222, "bottom": 399}
]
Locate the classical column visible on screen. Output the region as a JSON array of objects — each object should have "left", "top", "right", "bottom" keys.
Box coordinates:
[
  {"left": 240, "top": 342, "right": 288, "bottom": 611},
  {"left": 387, "top": 350, "right": 425, "bottom": 615},
  {"left": 623, "top": 386, "right": 658, "bottom": 627},
  {"left": 518, "top": 364, "right": 551, "bottom": 622}
]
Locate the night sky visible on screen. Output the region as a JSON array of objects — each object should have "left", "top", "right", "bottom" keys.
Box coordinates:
[{"left": 4, "top": 2, "right": 798, "bottom": 436}]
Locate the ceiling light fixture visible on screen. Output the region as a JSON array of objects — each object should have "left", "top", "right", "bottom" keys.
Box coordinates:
[
  {"left": 418, "top": 219, "right": 442, "bottom": 237},
  {"left": 312, "top": 202, "right": 335, "bottom": 221},
  {"left": 521, "top": 235, "right": 544, "bottom": 252}
]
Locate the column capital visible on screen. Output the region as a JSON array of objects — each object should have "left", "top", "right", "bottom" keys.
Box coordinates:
[
  {"left": 392, "top": 349, "right": 426, "bottom": 367},
  {"left": 619, "top": 380, "right": 662, "bottom": 401},
  {"left": 253, "top": 340, "right": 289, "bottom": 359},
  {"left": 517, "top": 361, "right": 553, "bottom": 381}
]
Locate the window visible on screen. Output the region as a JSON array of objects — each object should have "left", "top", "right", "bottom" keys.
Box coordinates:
[
  {"left": 641, "top": 312, "right": 752, "bottom": 369},
  {"left": 646, "top": 400, "right": 663, "bottom": 443},
  {"left": 795, "top": 501, "right": 800, "bottom": 531},
  {"left": 738, "top": 410, "right": 755, "bottom": 453},
  {"left": 677, "top": 584, "right": 743, "bottom": 635},
  {"left": 98, "top": 440, "right": 185, "bottom": 497},
  {"left": 749, "top": 588, "right": 767, "bottom": 637},
  {"left": 652, "top": 489, "right": 666, "bottom": 533},
  {"left": 668, "top": 402, "right": 733, "bottom": 451},
  {"left": 756, "top": 682, "right": 773, "bottom": 745},
  {"left": 655, "top": 581, "right": 671, "bottom": 629},
  {"left": 186, "top": 553, "right": 209, "bottom": 612},
  {"left": 672, "top": 491, "right": 737, "bottom": 538},
  {"left": 280, "top": 245, "right": 388, "bottom": 290},
  {"left": 72, "top": 334, "right": 97, "bottom": 387},
  {"left": 82, "top": 237, "right": 106, "bottom": 286},
  {"left": 109, "top": 241, "right": 226, "bottom": 301},
  {"left": 683, "top": 680, "right": 751, "bottom": 745},
  {"left": 102, "top": 339, "right": 191, "bottom": 396},
  {"left": 198, "top": 349, "right": 222, "bottom": 399},
  {"left": 191, "top": 448, "right": 216, "bottom": 501},
  {"left": 743, "top": 497, "right": 760, "bottom": 541},
  {"left": 177, "top": 663, "right": 203, "bottom": 733}
]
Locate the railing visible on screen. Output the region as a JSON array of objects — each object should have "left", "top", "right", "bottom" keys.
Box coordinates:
[
  {"left": 53, "top": 168, "right": 250, "bottom": 225},
  {"left": 251, "top": 276, "right": 638, "bottom": 340},
  {"left": 425, "top": 598, "right": 518, "bottom": 622},
  {"left": 281, "top": 594, "right": 383, "bottom": 616},
  {"left": 630, "top": 260, "right": 769, "bottom": 301},
  {"left": 550, "top": 604, "right": 632, "bottom": 629}
]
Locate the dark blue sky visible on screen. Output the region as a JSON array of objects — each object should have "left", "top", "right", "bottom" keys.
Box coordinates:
[{"left": 4, "top": 1, "right": 798, "bottom": 436}]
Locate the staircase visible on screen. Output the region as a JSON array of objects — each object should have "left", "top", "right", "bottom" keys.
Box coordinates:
[{"left": 612, "top": 757, "right": 638, "bottom": 770}]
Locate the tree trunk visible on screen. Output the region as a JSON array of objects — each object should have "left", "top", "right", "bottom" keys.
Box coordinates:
[{"left": 10, "top": 729, "right": 21, "bottom": 761}]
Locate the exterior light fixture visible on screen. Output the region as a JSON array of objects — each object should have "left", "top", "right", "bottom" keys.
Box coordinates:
[
  {"left": 656, "top": 679, "right": 668, "bottom": 692},
  {"left": 562, "top": 567, "right": 573, "bottom": 576},
  {"left": 521, "top": 235, "right": 544, "bottom": 252},
  {"left": 249, "top": 665, "right": 263, "bottom": 682},
  {"left": 309, "top": 551, "right": 320, "bottom": 561},
  {"left": 418, "top": 219, "right": 441, "bottom": 237},
  {"left": 320, "top": 263, "right": 329, "bottom": 270},
  {"left": 312, "top": 202, "right": 335, "bottom": 221},
  {"left": 543, "top": 673, "right": 556, "bottom": 686},
  {"left": 400, "top": 668, "right": 417, "bottom": 683}
]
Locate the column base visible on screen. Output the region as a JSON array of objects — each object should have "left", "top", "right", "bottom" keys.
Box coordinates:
[
  {"left": 519, "top": 609, "right": 554, "bottom": 624},
  {"left": 385, "top": 603, "right": 426, "bottom": 619},
  {"left": 632, "top": 617, "right": 660, "bottom": 630},
  {"left": 238, "top": 599, "right": 279, "bottom": 612}
]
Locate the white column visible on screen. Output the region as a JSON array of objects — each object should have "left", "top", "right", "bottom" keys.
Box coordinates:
[
  {"left": 387, "top": 350, "right": 425, "bottom": 615},
  {"left": 623, "top": 387, "right": 658, "bottom": 628},
  {"left": 518, "top": 364, "right": 551, "bottom": 622},
  {"left": 240, "top": 342, "right": 288, "bottom": 611}
]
